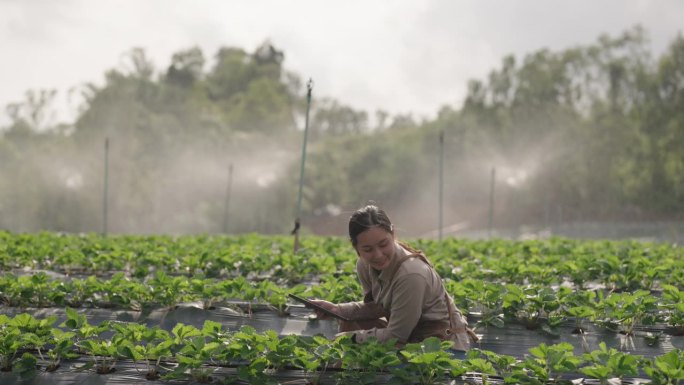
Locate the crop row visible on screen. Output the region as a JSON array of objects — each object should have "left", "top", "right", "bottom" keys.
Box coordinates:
[
  {"left": 2, "top": 232, "right": 683, "bottom": 290},
  {"left": 0, "top": 271, "right": 360, "bottom": 314},
  {"left": 1, "top": 311, "right": 682, "bottom": 384},
  {"left": 2, "top": 271, "right": 683, "bottom": 335}
]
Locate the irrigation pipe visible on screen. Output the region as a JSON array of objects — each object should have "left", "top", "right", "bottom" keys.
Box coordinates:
[
  {"left": 293, "top": 79, "right": 313, "bottom": 253},
  {"left": 103, "top": 137, "right": 109, "bottom": 236}
]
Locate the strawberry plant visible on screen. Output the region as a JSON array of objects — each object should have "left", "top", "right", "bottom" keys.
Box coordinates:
[
  {"left": 44, "top": 329, "right": 78, "bottom": 372},
  {"left": 0, "top": 313, "right": 54, "bottom": 373},
  {"left": 558, "top": 259, "right": 593, "bottom": 290},
  {"left": 597, "top": 290, "right": 659, "bottom": 335},
  {"left": 336, "top": 335, "right": 401, "bottom": 384},
  {"left": 559, "top": 287, "right": 597, "bottom": 334},
  {"left": 182, "top": 250, "right": 218, "bottom": 278},
  {"left": 503, "top": 285, "right": 562, "bottom": 332},
  {"left": 263, "top": 332, "right": 300, "bottom": 371},
  {"left": 169, "top": 322, "right": 202, "bottom": 345},
  {"left": 218, "top": 326, "right": 273, "bottom": 384},
  {"left": 661, "top": 284, "right": 684, "bottom": 335},
  {"left": 443, "top": 279, "right": 471, "bottom": 315},
  {"left": 294, "top": 336, "right": 333, "bottom": 384},
  {"left": 52, "top": 248, "right": 86, "bottom": 276},
  {"left": 113, "top": 322, "right": 173, "bottom": 380},
  {"left": 8, "top": 313, "right": 63, "bottom": 372},
  {"left": 290, "top": 345, "right": 320, "bottom": 373},
  {"left": 165, "top": 322, "right": 223, "bottom": 383},
  {"left": 311, "top": 335, "right": 344, "bottom": 374},
  {"left": 475, "top": 349, "right": 519, "bottom": 382},
  {"left": 190, "top": 278, "right": 224, "bottom": 309},
  {"left": 98, "top": 273, "right": 148, "bottom": 309},
  {"left": 8, "top": 313, "right": 55, "bottom": 339},
  {"left": 220, "top": 325, "right": 266, "bottom": 364},
  {"left": 268, "top": 334, "right": 321, "bottom": 379},
  {"left": 60, "top": 307, "right": 119, "bottom": 374},
  {"left": 599, "top": 252, "right": 659, "bottom": 292},
  {"left": 306, "top": 275, "right": 363, "bottom": 303},
  {"left": 54, "top": 278, "right": 95, "bottom": 307},
  {"left": 0, "top": 320, "right": 22, "bottom": 372},
  {"left": 464, "top": 354, "right": 498, "bottom": 385},
  {"left": 514, "top": 343, "right": 582, "bottom": 384},
  {"left": 0, "top": 273, "right": 35, "bottom": 307},
  {"left": 148, "top": 271, "right": 190, "bottom": 310},
  {"left": 580, "top": 342, "right": 641, "bottom": 384},
  {"left": 391, "top": 337, "right": 466, "bottom": 385},
  {"left": 255, "top": 281, "right": 289, "bottom": 316},
  {"left": 171, "top": 335, "right": 220, "bottom": 383},
  {"left": 77, "top": 337, "right": 122, "bottom": 374},
  {"left": 642, "top": 349, "right": 684, "bottom": 385},
  {"left": 59, "top": 307, "right": 89, "bottom": 331},
  {"left": 11, "top": 352, "right": 37, "bottom": 377},
  {"left": 463, "top": 280, "right": 505, "bottom": 328}
]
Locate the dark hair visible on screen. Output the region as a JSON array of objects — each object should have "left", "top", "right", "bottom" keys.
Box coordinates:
[
  {"left": 348, "top": 205, "right": 393, "bottom": 246},
  {"left": 349, "top": 204, "right": 425, "bottom": 257}
]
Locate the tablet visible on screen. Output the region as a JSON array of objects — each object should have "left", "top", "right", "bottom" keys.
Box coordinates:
[{"left": 287, "top": 293, "right": 351, "bottom": 321}]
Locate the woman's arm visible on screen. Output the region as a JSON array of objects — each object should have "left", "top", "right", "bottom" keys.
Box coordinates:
[
  {"left": 311, "top": 258, "right": 387, "bottom": 320},
  {"left": 354, "top": 272, "right": 426, "bottom": 344},
  {"left": 307, "top": 298, "right": 386, "bottom": 320}
]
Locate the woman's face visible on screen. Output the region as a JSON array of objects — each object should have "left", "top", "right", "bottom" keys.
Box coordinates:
[{"left": 354, "top": 226, "right": 395, "bottom": 270}]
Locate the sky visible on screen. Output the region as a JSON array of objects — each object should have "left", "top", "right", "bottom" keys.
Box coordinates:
[{"left": 1, "top": 0, "right": 683, "bottom": 127}]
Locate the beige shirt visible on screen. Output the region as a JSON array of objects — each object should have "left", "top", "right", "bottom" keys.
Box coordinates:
[{"left": 337, "top": 243, "right": 470, "bottom": 349}]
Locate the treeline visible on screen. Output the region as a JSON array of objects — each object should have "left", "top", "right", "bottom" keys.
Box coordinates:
[{"left": 1, "top": 26, "right": 682, "bottom": 235}]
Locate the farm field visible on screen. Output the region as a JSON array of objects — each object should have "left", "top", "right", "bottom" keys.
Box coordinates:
[{"left": 0, "top": 231, "right": 682, "bottom": 384}]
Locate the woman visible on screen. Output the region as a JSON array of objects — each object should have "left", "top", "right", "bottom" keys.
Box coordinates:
[{"left": 311, "top": 204, "right": 475, "bottom": 353}]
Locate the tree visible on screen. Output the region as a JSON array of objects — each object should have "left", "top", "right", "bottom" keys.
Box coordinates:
[{"left": 5, "top": 89, "right": 58, "bottom": 131}]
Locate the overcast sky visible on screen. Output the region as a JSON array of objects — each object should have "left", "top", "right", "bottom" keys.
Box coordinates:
[{"left": 1, "top": 0, "right": 683, "bottom": 127}]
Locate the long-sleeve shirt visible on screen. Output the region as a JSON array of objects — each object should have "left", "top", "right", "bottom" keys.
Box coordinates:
[{"left": 337, "top": 243, "right": 471, "bottom": 350}]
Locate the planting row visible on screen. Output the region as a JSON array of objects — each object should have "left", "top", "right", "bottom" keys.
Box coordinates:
[
  {"left": 0, "top": 232, "right": 352, "bottom": 282},
  {"left": 449, "top": 279, "right": 684, "bottom": 336},
  {"left": 1, "top": 232, "right": 682, "bottom": 289},
  {"left": 2, "top": 271, "right": 683, "bottom": 335},
  {"left": 0, "top": 271, "right": 360, "bottom": 314},
  {"left": 1, "top": 311, "right": 682, "bottom": 384}
]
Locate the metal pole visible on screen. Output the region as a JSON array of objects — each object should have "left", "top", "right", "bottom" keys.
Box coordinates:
[
  {"left": 438, "top": 131, "right": 444, "bottom": 241},
  {"left": 222, "top": 163, "right": 234, "bottom": 234},
  {"left": 488, "top": 167, "right": 496, "bottom": 239},
  {"left": 293, "top": 79, "right": 313, "bottom": 253},
  {"left": 103, "top": 137, "right": 109, "bottom": 236}
]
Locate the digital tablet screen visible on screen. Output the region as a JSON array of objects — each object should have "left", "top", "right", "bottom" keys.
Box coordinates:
[{"left": 287, "top": 293, "right": 351, "bottom": 321}]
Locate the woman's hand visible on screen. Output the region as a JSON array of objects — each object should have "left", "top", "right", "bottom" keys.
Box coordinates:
[
  {"left": 334, "top": 330, "right": 355, "bottom": 337},
  {"left": 308, "top": 299, "right": 341, "bottom": 320}
]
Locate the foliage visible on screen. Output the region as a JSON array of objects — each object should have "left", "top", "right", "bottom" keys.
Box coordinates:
[
  {"left": 596, "top": 290, "right": 660, "bottom": 335},
  {"left": 642, "top": 349, "right": 684, "bottom": 385},
  {"left": 580, "top": 342, "right": 642, "bottom": 384},
  {"left": 391, "top": 337, "right": 466, "bottom": 385},
  {"left": 516, "top": 343, "right": 582, "bottom": 384},
  {"left": 0, "top": 311, "right": 679, "bottom": 383},
  {"left": 2, "top": 29, "right": 684, "bottom": 234}
]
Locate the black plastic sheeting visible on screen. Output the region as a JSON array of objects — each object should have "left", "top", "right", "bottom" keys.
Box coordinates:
[
  {"left": 1, "top": 305, "right": 679, "bottom": 384},
  {"left": 474, "top": 318, "right": 682, "bottom": 359},
  {"left": 0, "top": 364, "right": 655, "bottom": 385},
  {"left": 1, "top": 302, "right": 340, "bottom": 339},
  {"left": 4, "top": 305, "right": 679, "bottom": 359},
  {"left": 1, "top": 357, "right": 346, "bottom": 385},
  {"left": 0, "top": 304, "right": 342, "bottom": 384}
]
